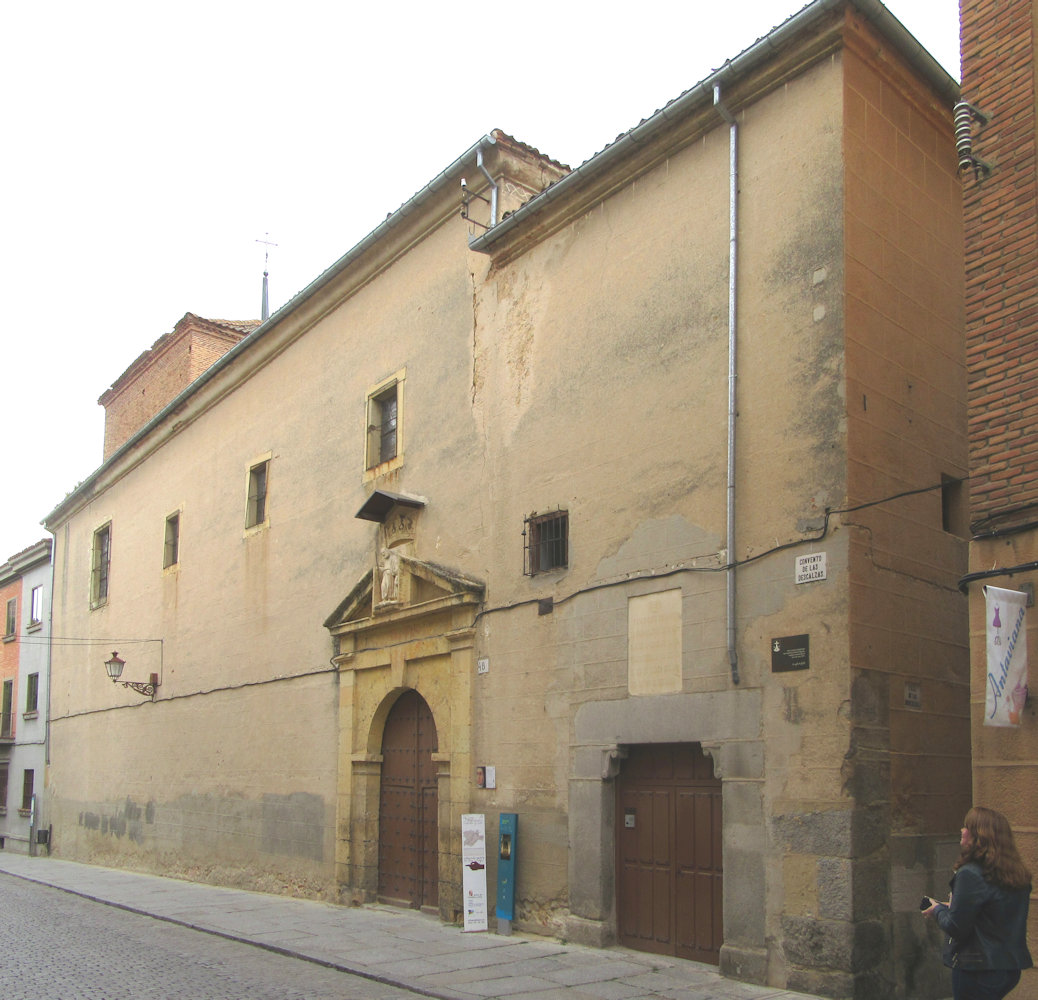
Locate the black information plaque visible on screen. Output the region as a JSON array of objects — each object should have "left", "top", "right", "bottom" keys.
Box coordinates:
[{"left": 771, "top": 634, "right": 809, "bottom": 672}]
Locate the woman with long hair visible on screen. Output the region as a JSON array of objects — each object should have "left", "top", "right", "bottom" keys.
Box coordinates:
[{"left": 923, "top": 806, "right": 1033, "bottom": 999}]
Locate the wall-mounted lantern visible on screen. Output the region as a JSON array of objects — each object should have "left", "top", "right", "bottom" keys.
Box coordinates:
[{"left": 104, "top": 651, "right": 159, "bottom": 698}]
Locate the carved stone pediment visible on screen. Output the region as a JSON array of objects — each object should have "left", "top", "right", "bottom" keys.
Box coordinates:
[{"left": 323, "top": 556, "right": 485, "bottom": 638}]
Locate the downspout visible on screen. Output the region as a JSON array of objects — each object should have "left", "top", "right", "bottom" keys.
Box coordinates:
[
  {"left": 476, "top": 146, "right": 498, "bottom": 228},
  {"left": 714, "top": 84, "right": 740, "bottom": 686}
]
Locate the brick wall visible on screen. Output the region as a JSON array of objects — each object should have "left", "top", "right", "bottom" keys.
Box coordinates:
[
  {"left": 962, "top": 0, "right": 1038, "bottom": 521},
  {"left": 100, "top": 316, "right": 256, "bottom": 460}
]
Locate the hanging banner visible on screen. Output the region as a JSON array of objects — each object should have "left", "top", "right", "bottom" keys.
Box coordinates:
[
  {"left": 984, "top": 586, "right": 1029, "bottom": 727},
  {"left": 461, "top": 813, "right": 488, "bottom": 932}
]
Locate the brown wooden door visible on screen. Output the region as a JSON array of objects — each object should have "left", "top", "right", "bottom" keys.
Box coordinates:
[
  {"left": 616, "top": 743, "right": 722, "bottom": 963},
  {"left": 378, "top": 690, "right": 439, "bottom": 909}
]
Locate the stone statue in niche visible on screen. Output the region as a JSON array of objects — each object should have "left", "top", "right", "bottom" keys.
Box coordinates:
[{"left": 380, "top": 547, "right": 400, "bottom": 603}]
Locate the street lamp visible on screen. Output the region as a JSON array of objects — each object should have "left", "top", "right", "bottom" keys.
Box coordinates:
[{"left": 104, "top": 652, "right": 159, "bottom": 698}]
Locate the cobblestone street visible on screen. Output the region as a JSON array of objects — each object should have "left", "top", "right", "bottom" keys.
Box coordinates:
[{"left": 0, "top": 875, "right": 416, "bottom": 1000}]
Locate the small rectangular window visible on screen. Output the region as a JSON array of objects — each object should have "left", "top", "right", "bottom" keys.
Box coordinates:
[
  {"left": 164, "top": 512, "right": 180, "bottom": 568},
  {"left": 366, "top": 384, "right": 399, "bottom": 469},
  {"left": 29, "top": 585, "right": 42, "bottom": 625},
  {"left": 91, "top": 523, "right": 111, "bottom": 607},
  {"left": 24, "top": 673, "right": 38, "bottom": 714},
  {"left": 0, "top": 763, "right": 8, "bottom": 811},
  {"left": 21, "top": 769, "right": 33, "bottom": 812},
  {"left": 524, "top": 510, "right": 569, "bottom": 575},
  {"left": 4, "top": 598, "right": 14, "bottom": 637},
  {"left": 246, "top": 461, "right": 269, "bottom": 529}
]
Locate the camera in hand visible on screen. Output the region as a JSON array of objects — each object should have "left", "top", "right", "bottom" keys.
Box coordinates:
[{"left": 919, "top": 897, "right": 932, "bottom": 910}]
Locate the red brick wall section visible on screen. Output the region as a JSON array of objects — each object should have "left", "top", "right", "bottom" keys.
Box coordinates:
[
  {"left": 962, "top": 0, "right": 1038, "bottom": 521},
  {"left": 0, "top": 578, "right": 20, "bottom": 733},
  {"left": 101, "top": 318, "right": 255, "bottom": 460}
]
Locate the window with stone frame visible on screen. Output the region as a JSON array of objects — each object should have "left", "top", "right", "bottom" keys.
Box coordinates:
[
  {"left": 4, "top": 598, "right": 14, "bottom": 638},
  {"left": 24, "top": 673, "right": 38, "bottom": 715},
  {"left": 364, "top": 371, "right": 405, "bottom": 475}
]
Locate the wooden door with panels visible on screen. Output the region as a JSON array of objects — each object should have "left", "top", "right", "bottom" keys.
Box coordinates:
[
  {"left": 378, "top": 690, "right": 439, "bottom": 910},
  {"left": 616, "top": 742, "right": 722, "bottom": 963}
]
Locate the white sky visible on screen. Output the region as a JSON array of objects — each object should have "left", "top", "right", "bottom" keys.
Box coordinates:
[{"left": 0, "top": 0, "right": 960, "bottom": 561}]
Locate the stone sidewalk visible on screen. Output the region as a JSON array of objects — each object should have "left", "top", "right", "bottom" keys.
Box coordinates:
[{"left": 0, "top": 853, "right": 818, "bottom": 1000}]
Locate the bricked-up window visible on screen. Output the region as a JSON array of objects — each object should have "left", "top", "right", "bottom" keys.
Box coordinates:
[
  {"left": 28, "top": 585, "right": 42, "bottom": 626},
  {"left": 24, "top": 673, "right": 38, "bottom": 715},
  {"left": 91, "top": 523, "right": 111, "bottom": 608},
  {"left": 246, "top": 461, "right": 269, "bottom": 529},
  {"left": 524, "top": 510, "right": 569, "bottom": 575},
  {"left": 4, "top": 598, "right": 14, "bottom": 637},
  {"left": 366, "top": 383, "right": 399, "bottom": 469},
  {"left": 20, "top": 769, "right": 33, "bottom": 813},
  {"left": 164, "top": 512, "right": 180, "bottom": 568}
]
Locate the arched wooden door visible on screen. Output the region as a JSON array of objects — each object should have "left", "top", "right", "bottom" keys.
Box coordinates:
[
  {"left": 616, "top": 743, "right": 722, "bottom": 963},
  {"left": 378, "top": 690, "right": 439, "bottom": 910}
]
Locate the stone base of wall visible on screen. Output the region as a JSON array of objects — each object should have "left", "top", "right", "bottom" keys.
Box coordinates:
[{"left": 564, "top": 914, "right": 613, "bottom": 948}]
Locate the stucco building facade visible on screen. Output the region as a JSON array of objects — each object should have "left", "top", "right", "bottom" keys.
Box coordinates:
[{"left": 43, "top": 3, "right": 969, "bottom": 997}]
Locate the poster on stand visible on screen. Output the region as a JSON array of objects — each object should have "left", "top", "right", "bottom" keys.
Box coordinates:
[
  {"left": 984, "top": 586, "right": 1029, "bottom": 727},
  {"left": 461, "top": 813, "right": 488, "bottom": 932}
]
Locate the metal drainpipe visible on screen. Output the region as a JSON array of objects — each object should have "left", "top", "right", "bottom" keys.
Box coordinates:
[
  {"left": 476, "top": 147, "right": 498, "bottom": 228},
  {"left": 714, "top": 84, "right": 740, "bottom": 686}
]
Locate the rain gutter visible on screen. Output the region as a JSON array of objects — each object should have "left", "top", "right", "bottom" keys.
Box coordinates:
[{"left": 467, "top": 0, "right": 958, "bottom": 255}]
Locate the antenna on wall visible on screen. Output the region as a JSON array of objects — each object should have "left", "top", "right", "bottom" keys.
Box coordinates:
[{"left": 255, "top": 233, "right": 278, "bottom": 322}]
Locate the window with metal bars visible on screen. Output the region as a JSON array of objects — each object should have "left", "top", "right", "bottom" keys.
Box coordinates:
[
  {"left": 524, "top": 510, "right": 569, "bottom": 575},
  {"left": 366, "top": 384, "right": 398, "bottom": 469},
  {"left": 91, "top": 523, "right": 111, "bottom": 608}
]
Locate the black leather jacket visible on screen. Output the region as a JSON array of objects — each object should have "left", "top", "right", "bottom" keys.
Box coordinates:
[{"left": 935, "top": 862, "right": 1033, "bottom": 971}]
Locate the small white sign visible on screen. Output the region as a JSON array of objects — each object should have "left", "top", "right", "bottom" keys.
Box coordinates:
[
  {"left": 795, "top": 552, "right": 827, "bottom": 585},
  {"left": 477, "top": 658, "right": 489, "bottom": 674}
]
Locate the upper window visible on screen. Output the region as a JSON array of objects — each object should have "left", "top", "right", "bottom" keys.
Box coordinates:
[
  {"left": 245, "top": 459, "right": 270, "bottom": 530},
  {"left": 365, "top": 371, "right": 405, "bottom": 476},
  {"left": 524, "top": 510, "right": 569, "bottom": 575},
  {"left": 91, "top": 523, "right": 111, "bottom": 608},
  {"left": 4, "top": 598, "right": 14, "bottom": 638},
  {"left": 164, "top": 511, "right": 181, "bottom": 568},
  {"left": 28, "top": 585, "right": 42, "bottom": 626},
  {"left": 24, "top": 673, "right": 38, "bottom": 715}
]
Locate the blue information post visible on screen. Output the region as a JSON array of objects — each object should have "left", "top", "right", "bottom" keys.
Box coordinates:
[{"left": 496, "top": 812, "right": 518, "bottom": 926}]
